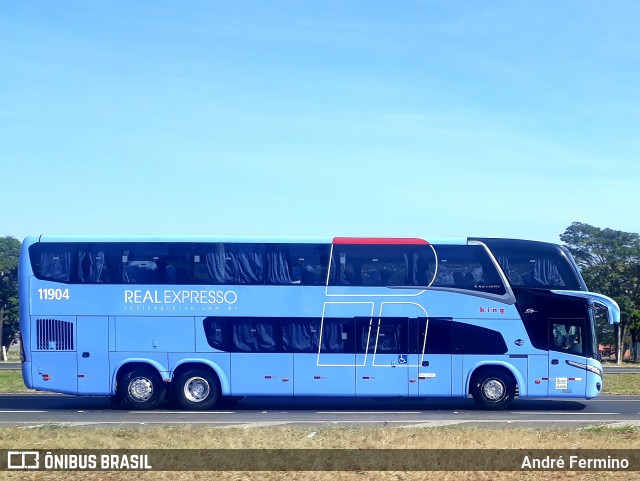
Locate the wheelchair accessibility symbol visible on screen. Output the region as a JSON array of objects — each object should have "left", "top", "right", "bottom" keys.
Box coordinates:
[{"left": 397, "top": 355, "right": 407, "bottom": 364}]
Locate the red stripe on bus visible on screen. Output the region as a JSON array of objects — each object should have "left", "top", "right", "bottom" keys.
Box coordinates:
[{"left": 333, "top": 237, "right": 429, "bottom": 245}]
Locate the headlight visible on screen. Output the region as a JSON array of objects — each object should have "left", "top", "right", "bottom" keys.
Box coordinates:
[{"left": 586, "top": 364, "right": 603, "bottom": 377}]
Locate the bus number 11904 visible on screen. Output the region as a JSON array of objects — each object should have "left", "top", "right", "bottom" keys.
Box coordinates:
[{"left": 38, "top": 288, "right": 70, "bottom": 301}]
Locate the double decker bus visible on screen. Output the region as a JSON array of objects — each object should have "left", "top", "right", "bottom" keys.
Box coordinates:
[{"left": 18, "top": 235, "right": 619, "bottom": 410}]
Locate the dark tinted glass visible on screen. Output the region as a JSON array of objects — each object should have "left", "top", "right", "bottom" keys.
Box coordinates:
[
  {"left": 266, "top": 244, "right": 331, "bottom": 285},
  {"left": 78, "top": 244, "right": 117, "bottom": 284},
  {"left": 357, "top": 317, "right": 408, "bottom": 354},
  {"left": 30, "top": 243, "right": 75, "bottom": 283},
  {"left": 282, "top": 318, "right": 321, "bottom": 352},
  {"left": 432, "top": 245, "right": 506, "bottom": 295},
  {"left": 232, "top": 317, "right": 281, "bottom": 352},
  {"left": 477, "top": 239, "right": 583, "bottom": 290},
  {"left": 193, "top": 243, "right": 264, "bottom": 285},
  {"left": 419, "top": 318, "right": 453, "bottom": 354},
  {"left": 452, "top": 322, "right": 508, "bottom": 355},
  {"left": 549, "top": 318, "right": 586, "bottom": 356},
  {"left": 121, "top": 243, "right": 190, "bottom": 284},
  {"left": 330, "top": 244, "right": 436, "bottom": 287}
]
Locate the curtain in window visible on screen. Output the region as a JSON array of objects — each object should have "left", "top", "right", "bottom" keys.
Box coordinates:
[{"left": 39, "top": 251, "right": 72, "bottom": 282}]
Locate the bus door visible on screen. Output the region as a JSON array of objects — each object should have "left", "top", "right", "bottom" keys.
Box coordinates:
[
  {"left": 356, "top": 314, "right": 410, "bottom": 396},
  {"left": 76, "top": 316, "right": 111, "bottom": 395},
  {"left": 548, "top": 318, "right": 587, "bottom": 398},
  {"left": 418, "top": 317, "right": 453, "bottom": 397},
  {"left": 355, "top": 302, "right": 429, "bottom": 397}
]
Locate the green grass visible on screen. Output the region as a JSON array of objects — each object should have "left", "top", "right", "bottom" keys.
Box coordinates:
[
  {"left": 0, "top": 370, "right": 28, "bottom": 392},
  {"left": 602, "top": 373, "right": 640, "bottom": 394},
  {"left": 582, "top": 424, "right": 640, "bottom": 434}
]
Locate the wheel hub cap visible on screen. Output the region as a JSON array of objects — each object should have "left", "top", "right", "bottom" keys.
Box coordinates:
[
  {"left": 483, "top": 379, "right": 505, "bottom": 401},
  {"left": 129, "top": 378, "right": 153, "bottom": 402},
  {"left": 184, "top": 377, "right": 210, "bottom": 402}
]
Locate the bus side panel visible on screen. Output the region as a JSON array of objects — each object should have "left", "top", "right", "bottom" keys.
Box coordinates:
[
  {"left": 293, "top": 353, "right": 356, "bottom": 396},
  {"left": 527, "top": 354, "right": 549, "bottom": 397},
  {"left": 114, "top": 317, "right": 195, "bottom": 352},
  {"left": 76, "top": 316, "right": 110, "bottom": 395},
  {"left": 30, "top": 351, "right": 78, "bottom": 394},
  {"left": 418, "top": 354, "right": 453, "bottom": 397},
  {"left": 230, "top": 353, "right": 293, "bottom": 396},
  {"left": 548, "top": 351, "right": 587, "bottom": 398},
  {"left": 29, "top": 314, "right": 78, "bottom": 394}
]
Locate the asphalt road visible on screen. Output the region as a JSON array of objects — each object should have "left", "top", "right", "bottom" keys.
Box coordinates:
[
  {"left": 0, "top": 393, "right": 639, "bottom": 429},
  {"left": 0, "top": 363, "right": 20, "bottom": 370}
]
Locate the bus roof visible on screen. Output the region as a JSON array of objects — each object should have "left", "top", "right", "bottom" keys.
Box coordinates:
[{"left": 27, "top": 235, "right": 468, "bottom": 245}]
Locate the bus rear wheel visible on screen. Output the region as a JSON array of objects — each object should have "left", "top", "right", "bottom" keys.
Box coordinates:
[
  {"left": 173, "top": 369, "right": 220, "bottom": 410},
  {"left": 471, "top": 368, "right": 515, "bottom": 410},
  {"left": 119, "top": 367, "right": 165, "bottom": 410}
]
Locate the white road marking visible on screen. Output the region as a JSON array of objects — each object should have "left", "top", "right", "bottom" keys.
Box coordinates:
[
  {"left": 316, "top": 411, "right": 422, "bottom": 415},
  {"left": 131, "top": 411, "right": 235, "bottom": 414},
  {"left": 514, "top": 412, "right": 618, "bottom": 415},
  {"left": 0, "top": 410, "right": 47, "bottom": 413}
]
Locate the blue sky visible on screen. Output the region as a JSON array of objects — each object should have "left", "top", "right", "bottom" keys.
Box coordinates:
[{"left": 2, "top": 1, "right": 639, "bottom": 243}]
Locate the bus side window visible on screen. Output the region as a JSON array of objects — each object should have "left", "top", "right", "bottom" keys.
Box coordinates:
[
  {"left": 266, "top": 249, "right": 292, "bottom": 284},
  {"left": 232, "top": 318, "right": 280, "bottom": 352},
  {"left": 320, "top": 318, "right": 354, "bottom": 353},
  {"left": 194, "top": 243, "right": 264, "bottom": 285},
  {"left": 282, "top": 318, "right": 321, "bottom": 352},
  {"left": 78, "top": 245, "right": 113, "bottom": 283},
  {"left": 203, "top": 317, "right": 231, "bottom": 351},
  {"left": 550, "top": 322, "right": 584, "bottom": 355},
  {"left": 32, "top": 244, "right": 74, "bottom": 282}
]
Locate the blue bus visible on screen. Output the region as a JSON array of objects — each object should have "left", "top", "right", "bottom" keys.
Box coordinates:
[{"left": 19, "top": 235, "right": 620, "bottom": 410}]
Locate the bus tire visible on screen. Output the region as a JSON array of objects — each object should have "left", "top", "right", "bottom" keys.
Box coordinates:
[
  {"left": 471, "top": 368, "right": 515, "bottom": 410},
  {"left": 119, "top": 368, "right": 165, "bottom": 410},
  {"left": 173, "top": 369, "right": 220, "bottom": 410}
]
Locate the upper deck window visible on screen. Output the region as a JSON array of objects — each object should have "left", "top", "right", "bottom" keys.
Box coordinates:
[
  {"left": 121, "top": 244, "right": 190, "bottom": 284},
  {"left": 329, "top": 243, "right": 506, "bottom": 295},
  {"left": 30, "top": 243, "right": 74, "bottom": 283},
  {"left": 431, "top": 245, "right": 506, "bottom": 295},
  {"left": 476, "top": 240, "right": 583, "bottom": 290},
  {"left": 329, "top": 244, "right": 436, "bottom": 287}
]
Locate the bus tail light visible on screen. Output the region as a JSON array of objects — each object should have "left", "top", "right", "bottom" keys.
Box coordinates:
[{"left": 42, "top": 374, "right": 50, "bottom": 381}]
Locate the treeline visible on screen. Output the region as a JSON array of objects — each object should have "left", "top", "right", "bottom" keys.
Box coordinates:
[
  {"left": 1, "top": 236, "right": 20, "bottom": 353},
  {"left": 2, "top": 225, "right": 640, "bottom": 362},
  {"left": 561, "top": 222, "right": 640, "bottom": 363}
]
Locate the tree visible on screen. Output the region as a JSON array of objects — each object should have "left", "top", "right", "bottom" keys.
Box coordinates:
[
  {"left": 0, "top": 237, "right": 20, "bottom": 356},
  {"left": 560, "top": 222, "right": 640, "bottom": 363}
]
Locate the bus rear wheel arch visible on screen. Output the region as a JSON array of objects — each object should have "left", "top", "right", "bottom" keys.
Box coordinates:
[
  {"left": 116, "top": 365, "right": 166, "bottom": 410},
  {"left": 172, "top": 366, "right": 221, "bottom": 410},
  {"left": 470, "top": 367, "right": 516, "bottom": 410}
]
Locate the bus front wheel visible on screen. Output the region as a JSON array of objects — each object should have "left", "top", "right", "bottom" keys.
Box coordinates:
[
  {"left": 119, "top": 368, "right": 165, "bottom": 410},
  {"left": 173, "top": 369, "right": 220, "bottom": 410},
  {"left": 471, "top": 368, "right": 515, "bottom": 410}
]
